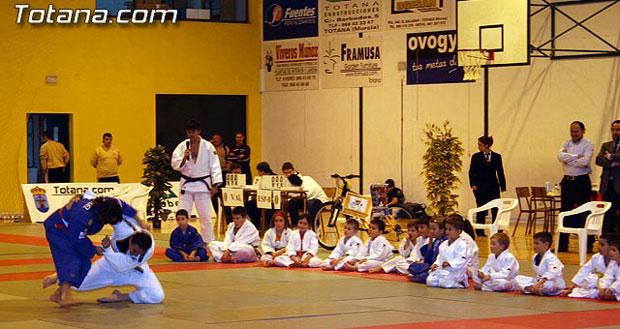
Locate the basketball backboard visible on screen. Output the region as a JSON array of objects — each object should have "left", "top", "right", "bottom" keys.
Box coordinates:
[{"left": 457, "top": 0, "right": 530, "bottom": 66}]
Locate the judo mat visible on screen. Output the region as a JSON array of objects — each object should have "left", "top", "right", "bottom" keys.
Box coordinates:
[{"left": 0, "top": 221, "right": 619, "bottom": 329}]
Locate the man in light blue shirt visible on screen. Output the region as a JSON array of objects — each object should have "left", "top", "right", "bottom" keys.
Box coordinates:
[{"left": 557, "top": 121, "right": 593, "bottom": 252}]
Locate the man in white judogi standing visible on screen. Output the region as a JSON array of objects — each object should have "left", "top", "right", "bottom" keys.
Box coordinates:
[{"left": 171, "top": 119, "right": 223, "bottom": 244}]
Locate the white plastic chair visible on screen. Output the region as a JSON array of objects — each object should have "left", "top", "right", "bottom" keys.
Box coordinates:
[
  {"left": 554, "top": 201, "right": 611, "bottom": 265},
  {"left": 466, "top": 198, "right": 518, "bottom": 238}
]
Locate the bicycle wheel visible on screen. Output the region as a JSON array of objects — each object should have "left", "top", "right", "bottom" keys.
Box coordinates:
[
  {"left": 314, "top": 201, "right": 344, "bottom": 250},
  {"left": 388, "top": 204, "right": 415, "bottom": 240}
]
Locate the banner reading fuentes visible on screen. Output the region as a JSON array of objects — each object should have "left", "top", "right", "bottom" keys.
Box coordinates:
[{"left": 263, "top": 0, "right": 318, "bottom": 41}]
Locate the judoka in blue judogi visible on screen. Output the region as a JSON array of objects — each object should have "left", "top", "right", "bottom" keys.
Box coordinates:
[{"left": 165, "top": 209, "right": 208, "bottom": 262}]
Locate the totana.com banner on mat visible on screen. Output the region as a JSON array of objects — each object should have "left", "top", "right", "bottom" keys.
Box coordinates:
[
  {"left": 406, "top": 30, "right": 466, "bottom": 84},
  {"left": 385, "top": 0, "right": 455, "bottom": 31},
  {"left": 263, "top": 0, "right": 318, "bottom": 41},
  {"left": 320, "top": 35, "right": 383, "bottom": 88},
  {"left": 21, "top": 182, "right": 206, "bottom": 223},
  {"left": 263, "top": 39, "right": 319, "bottom": 91},
  {"left": 319, "top": 0, "right": 382, "bottom": 36}
]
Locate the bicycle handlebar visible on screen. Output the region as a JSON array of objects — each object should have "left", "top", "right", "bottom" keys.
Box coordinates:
[{"left": 330, "top": 174, "right": 360, "bottom": 179}]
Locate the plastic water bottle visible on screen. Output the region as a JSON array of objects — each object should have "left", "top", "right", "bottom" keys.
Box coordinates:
[{"left": 545, "top": 182, "right": 551, "bottom": 193}]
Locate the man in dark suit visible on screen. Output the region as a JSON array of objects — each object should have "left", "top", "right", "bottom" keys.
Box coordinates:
[
  {"left": 469, "top": 136, "right": 506, "bottom": 237},
  {"left": 595, "top": 120, "right": 620, "bottom": 235}
]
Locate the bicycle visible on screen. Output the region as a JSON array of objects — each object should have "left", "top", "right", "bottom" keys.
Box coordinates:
[{"left": 313, "top": 174, "right": 416, "bottom": 250}]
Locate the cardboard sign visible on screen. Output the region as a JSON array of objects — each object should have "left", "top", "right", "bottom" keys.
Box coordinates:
[
  {"left": 260, "top": 175, "right": 287, "bottom": 189},
  {"left": 342, "top": 192, "right": 373, "bottom": 219},
  {"left": 226, "top": 174, "right": 246, "bottom": 188},
  {"left": 222, "top": 188, "right": 244, "bottom": 207},
  {"left": 272, "top": 190, "right": 282, "bottom": 209},
  {"left": 257, "top": 189, "right": 273, "bottom": 209}
]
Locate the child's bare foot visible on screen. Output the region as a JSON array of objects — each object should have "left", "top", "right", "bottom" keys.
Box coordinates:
[
  {"left": 321, "top": 265, "right": 334, "bottom": 271},
  {"left": 559, "top": 288, "right": 571, "bottom": 297},
  {"left": 58, "top": 298, "right": 81, "bottom": 308},
  {"left": 97, "top": 290, "right": 128, "bottom": 303},
  {"left": 230, "top": 256, "right": 238, "bottom": 264},
  {"left": 523, "top": 285, "right": 534, "bottom": 294},
  {"left": 368, "top": 267, "right": 384, "bottom": 273},
  {"left": 49, "top": 288, "right": 61, "bottom": 303},
  {"left": 344, "top": 263, "right": 357, "bottom": 271},
  {"left": 473, "top": 283, "right": 482, "bottom": 290},
  {"left": 42, "top": 274, "right": 58, "bottom": 288},
  {"left": 264, "top": 260, "right": 275, "bottom": 267}
]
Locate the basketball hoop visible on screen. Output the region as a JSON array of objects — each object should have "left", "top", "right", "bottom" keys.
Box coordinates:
[{"left": 457, "top": 49, "right": 494, "bottom": 80}]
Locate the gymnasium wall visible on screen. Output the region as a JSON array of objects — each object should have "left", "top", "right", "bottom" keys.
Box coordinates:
[
  {"left": 261, "top": 2, "right": 620, "bottom": 214},
  {"left": 0, "top": 0, "right": 262, "bottom": 214}
]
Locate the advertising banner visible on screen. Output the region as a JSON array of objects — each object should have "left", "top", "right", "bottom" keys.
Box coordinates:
[
  {"left": 263, "top": 39, "right": 320, "bottom": 91},
  {"left": 263, "top": 0, "right": 318, "bottom": 41},
  {"left": 320, "top": 35, "right": 382, "bottom": 88},
  {"left": 319, "top": 0, "right": 382, "bottom": 36},
  {"left": 385, "top": 0, "right": 455, "bottom": 31},
  {"left": 406, "top": 30, "right": 466, "bottom": 84}
]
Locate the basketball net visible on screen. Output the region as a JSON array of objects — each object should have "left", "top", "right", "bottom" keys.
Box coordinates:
[{"left": 458, "top": 50, "right": 494, "bottom": 80}]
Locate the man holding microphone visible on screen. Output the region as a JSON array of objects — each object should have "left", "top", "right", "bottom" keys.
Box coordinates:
[{"left": 171, "top": 119, "right": 223, "bottom": 244}]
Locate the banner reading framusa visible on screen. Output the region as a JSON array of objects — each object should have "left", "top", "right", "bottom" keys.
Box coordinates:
[
  {"left": 385, "top": 0, "right": 455, "bottom": 31},
  {"left": 320, "top": 35, "right": 382, "bottom": 88},
  {"left": 263, "top": 39, "right": 319, "bottom": 91},
  {"left": 320, "top": 0, "right": 382, "bottom": 36}
]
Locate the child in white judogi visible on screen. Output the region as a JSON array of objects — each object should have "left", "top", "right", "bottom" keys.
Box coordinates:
[
  {"left": 473, "top": 232, "right": 519, "bottom": 292},
  {"left": 516, "top": 232, "right": 565, "bottom": 296},
  {"left": 427, "top": 218, "right": 470, "bottom": 289},
  {"left": 260, "top": 211, "right": 293, "bottom": 266},
  {"left": 274, "top": 214, "right": 323, "bottom": 267},
  {"left": 321, "top": 219, "right": 364, "bottom": 271},
  {"left": 560, "top": 234, "right": 615, "bottom": 299},
  {"left": 208, "top": 206, "right": 260, "bottom": 263},
  {"left": 599, "top": 241, "right": 620, "bottom": 301},
  {"left": 344, "top": 219, "right": 393, "bottom": 272},
  {"left": 371, "top": 221, "right": 428, "bottom": 274},
  {"left": 76, "top": 230, "right": 164, "bottom": 304}
]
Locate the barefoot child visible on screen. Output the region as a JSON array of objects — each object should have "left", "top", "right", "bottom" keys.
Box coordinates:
[
  {"left": 274, "top": 213, "right": 323, "bottom": 267},
  {"left": 208, "top": 206, "right": 260, "bottom": 263},
  {"left": 321, "top": 219, "right": 363, "bottom": 271},
  {"left": 561, "top": 234, "right": 616, "bottom": 298},
  {"left": 427, "top": 218, "right": 470, "bottom": 288},
  {"left": 473, "top": 232, "right": 519, "bottom": 291},
  {"left": 166, "top": 209, "right": 208, "bottom": 262},
  {"left": 515, "top": 232, "right": 565, "bottom": 296},
  {"left": 409, "top": 218, "right": 446, "bottom": 283},
  {"left": 598, "top": 240, "right": 620, "bottom": 301},
  {"left": 343, "top": 219, "right": 393, "bottom": 272},
  {"left": 260, "top": 211, "right": 293, "bottom": 266},
  {"left": 370, "top": 221, "right": 424, "bottom": 274}
]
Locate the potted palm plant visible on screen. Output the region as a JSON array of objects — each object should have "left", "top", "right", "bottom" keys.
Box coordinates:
[
  {"left": 142, "top": 145, "right": 174, "bottom": 229},
  {"left": 421, "top": 121, "right": 464, "bottom": 216}
]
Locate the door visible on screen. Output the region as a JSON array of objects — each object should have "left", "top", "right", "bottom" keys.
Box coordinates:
[{"left": 27, "top": 114, "right": 72, "bottom": 183}]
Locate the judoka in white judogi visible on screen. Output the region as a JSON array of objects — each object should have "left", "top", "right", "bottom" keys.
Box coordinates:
[
  {"left": 75, "top": 229, "right": 164, "bottom": 304},
  {"left": 427, "top": 237, "right": 470, "bottom": 288},
  {"left": 599, "top": 260, "right": 620, "bottom": 301},
  {"left": 347, "top": 235, "right": 393, "bottom": 272},
  {"left": 274, "top": 229, "right": 323, "bottom": 267},
  {"left": 322, "top": 235, "right": 364, "bottom": 270},
  {"left": 209, "top": 219, "right": 260, "bottom": 263},
  {"left": 460, "top": 231, "right": 479, "bottom": 278},
  {"left": 515, "top": 249, "right": 566, "bottom": 295},
  {"left": 567, "top": 253, "right": 610, "bottom": 298},
  {"left": 473, "top": 249, "right": 520, "bottom": 291},
  {"left": 171, "top": 137, "right": 223, "bottom": 243},
  {"left": 381, "top": 236, "right": 429, "bottom": 274},
  {"left": 260, "top": 227, "right": 293, "bottom": 263}
]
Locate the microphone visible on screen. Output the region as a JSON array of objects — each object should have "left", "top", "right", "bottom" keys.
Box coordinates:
[{"left": 186, "top": 141, "right": 190, "bottom": 160}]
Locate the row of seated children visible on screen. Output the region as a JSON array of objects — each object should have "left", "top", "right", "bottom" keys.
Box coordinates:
[{"left": 165, "top": 206, "right": 620, "bottom": 302}]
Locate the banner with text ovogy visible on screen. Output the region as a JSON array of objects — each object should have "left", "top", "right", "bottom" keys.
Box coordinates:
[
  {"left": 385, "top": 0, "right": 455, "bottom": 31},
  {"left": 320, "top": 35, "right": 383, "bottom": 88},
  {"left": 406, "top": 30, "right": 467, "bottom": 84},
  {"left": 263, "top": 39, "right": 319, "bottom": 91},
  {"left": 319, "top": 0, "right": 382, "bottom": 36},
  {"left": 263, "top": 0, "right": 318, "bottom": 41}
]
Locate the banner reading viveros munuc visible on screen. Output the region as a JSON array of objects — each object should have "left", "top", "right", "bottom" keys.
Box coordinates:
[
  {"left": 406, "top": 30, "right": 467, "bottom": 85},
  {"left": 263, "top": 0, "right": 318, "bottom": 41}
]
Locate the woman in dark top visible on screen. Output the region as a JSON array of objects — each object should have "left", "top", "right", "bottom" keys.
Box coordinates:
[
  {"left": 468, "top": 136, "right": 506, "bottom": 237},
  {"left": 228, "top": 132, "right": 252, "bottom": 185}
]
